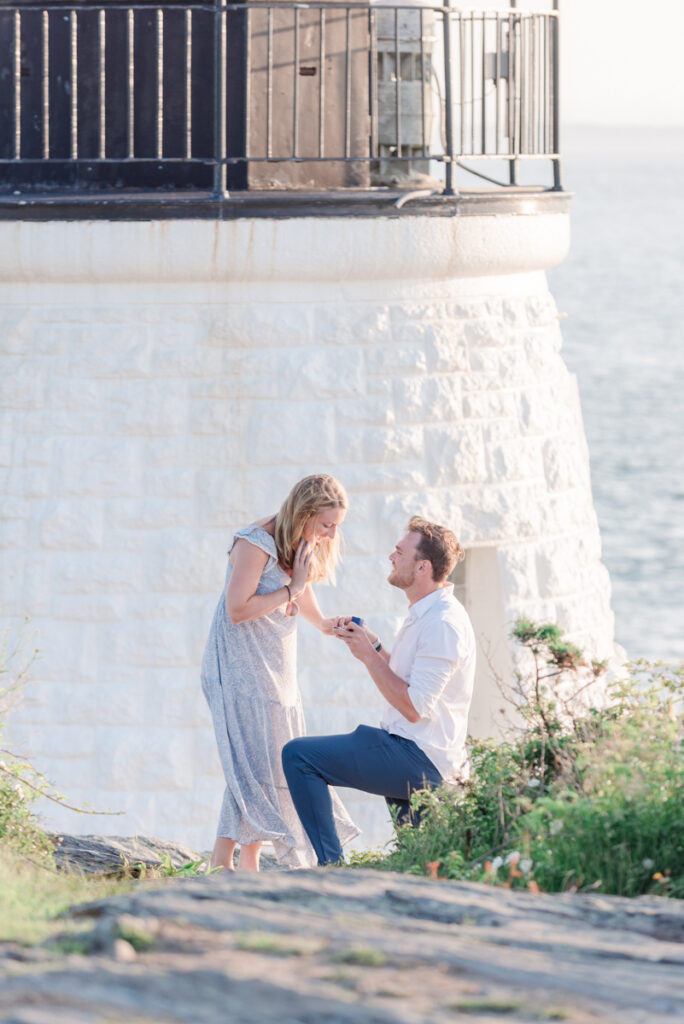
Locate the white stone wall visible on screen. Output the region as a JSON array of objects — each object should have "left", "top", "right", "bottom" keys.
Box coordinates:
[{"left": 0, "top": 213, "right": 614, "bottom": 852}]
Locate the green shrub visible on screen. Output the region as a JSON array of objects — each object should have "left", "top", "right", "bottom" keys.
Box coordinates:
[
  {"left": 351, "top": 622, "right": 684, "bottom": 897},
  {"left": 0, "top": 621, "right": 55, "bottom": 860}
]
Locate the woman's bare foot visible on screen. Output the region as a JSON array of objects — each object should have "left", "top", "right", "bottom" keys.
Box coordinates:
[{"left": 237, "top": 840, "right": 263, "bottom": 871}]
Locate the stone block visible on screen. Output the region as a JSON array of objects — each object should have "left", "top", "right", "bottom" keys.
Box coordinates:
[
  {"left": 380, "top": 489, "right": 465, "bottom": 540},
  {"left": 365, "top": 343, "right": 427, "bottom": 376},
  {"left": 99, "top": 619, "right": 192, "bottom": 669},
  {"left": 144, "top": 468, "right": 196, "bottom": 501},
  {"left": 5, "top": 467, "right": 52, "bottom": 499},
  {"left": 188, "top": 400, "right": 242, "bottom": 440},
  {"left": 108, "top": 380, "right": 188, "bottom": 437},
  {"left": 462, "top": 390, "right": 518, "bottom": 420},
  {"left": 107, "top": 497, "right": 193, "bottom": 532},
  {"left": 469, "top": 348, "right": 501, "bottom": 373},
  {"left": 497, "top": 545, "right": 539, "bottom": 602},
  {"left": 54, "top": 438, "right": 142, "bottom": 499},
  {"left": 0, "top": 363, "right": 44, "bottom": 410},
  {"left": 334, "top": 462, "right": 426, "bottom": 496},
  {"left": 424, "top": 422, "right": 486, "bottom": 486},
  {"left": 487, "top": 439, "right": 544, "bottom": 482},
  {"left": 525, "top": 293, "right": 558, "bottom": 327},
  {"left": 149, "top": 343, "right": 223, "bottom": 381},
  {"left": 460, "top": 370, "right": 504, "bottom": 393},
  {"left": 344, "top": 425, "right": 423, "bottom": 464},
  {"left": 464, "top": 318, "right": 508, "bottom": 347},
  {"left": 543, "top": 437, "right": 591, "bottom": 493},
  {"left": 0, "top": 517, "right": 27, "bottom": 548},
  {"left": 40, "top": 500, "right": 104, "bottom": 550},
  {"left": 11, "top": 436, "right": 54, "bottom": 469},
  {"left": 53, "top": 551, "right": 144, "bottom": 595},
  {"left": 392, "top": 375, "right": 462, "bottom": 424},
  {"left": 207, "top": 304, "right": 313, "bottom": 349},
  {"left": 66, "top": 327, "right": 152, "bottom": 379},
  {"left": 152, "top": 529, "right": 223, "bottom": 595},
  {"left": 312, "top": 304, "right": 391, "bottom": 346},
  {"left": 334, "top": 397, "right": 395, "bottom": 428},
  {"left": 482, "top": 419, "right": 519, "bottom": 444},
  {"left": 51, "top": 593, "right": 127, "bottom": 622},
  {"left": 195, "top": 469, "right": 249, "bottom": 528},
  {"left": 247, "top": 402, "right": 336, "bottom": 465},
  {"left": 239, "top": 465, "right": 302, "bottom": 517},
  {"left": 97, "top": 727, "right": 195, "bottom": 791},
  {"left": 535, "top": 538, "right": 585, "bottom": 599},
  {"left": 425, "top": 324, "right": 471, "bottom": 374}
]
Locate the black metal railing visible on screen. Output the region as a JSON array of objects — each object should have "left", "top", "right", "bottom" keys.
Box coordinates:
[{"left": 0, "top": 1, "right": 561, "bottom": 197}]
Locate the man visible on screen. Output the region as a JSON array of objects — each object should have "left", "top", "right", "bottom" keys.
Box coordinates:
[{"left": 282, "top": 515, "right": 476, "bottom": 866}]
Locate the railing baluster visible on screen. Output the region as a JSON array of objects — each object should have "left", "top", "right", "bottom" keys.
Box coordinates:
[
  {"left": 345, "top": 7, "right": 351, "bottom": 159},
  {"left": 495, "top": 13, "right": 501, "bottom": 156},
  {"left": 185, "top": 9, "right": 192, "bottom": 160},
  {"left": 244, "top": 3, "right": 250, "bottom": 169},
  {"left": 128, "top": 8, "right": 134, "bottom": 158},
  {"left": 469, "top": 11, "right": 474, "bottom": 154},
  {"left": 70, "top": 10, "right": 78, "bottom": 160},
  {"left": 459, "top": 12, "right": 465, "bottom": 159},
  {"left": 552, "top": 0, "right": 561, "bottom": 188},
  {"left": 319, "top": 7, "right": 325, "bottom": 158},
  {"left": 42, "top": 10, "right": 49, "bottom": 159},
  {"left": 213, "top": 0, "right": 226, "bottom": 195},
  {"left": 157, "top": 8, "right": 163, "bottom": 160},
  {"left": 293, "top": 7, "right": 299, "bottom": 159},
  {"left": 419, "top": 7, "right": 426, "bottom": 159},
  {"left": 394, "top": 6, "right": 400, "bottom": 160},
  {"left": 98, "top": 9, "right": 105, "bottom": 160},
  {"left": 480, "top": 12, "right": 486, "bottom": 155},
  {"left": 266, "top": 6, "right": 273, "bottom": 159},
  {"left": 14, "top": 9, "right": 21, "bottom": 159},
  {"left": 443, "top": 1, "right": 455, "bottom": 194}
]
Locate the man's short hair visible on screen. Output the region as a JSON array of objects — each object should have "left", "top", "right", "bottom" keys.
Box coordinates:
[{"left": 408, "top": 516, "right": 465, "bottom": 583}]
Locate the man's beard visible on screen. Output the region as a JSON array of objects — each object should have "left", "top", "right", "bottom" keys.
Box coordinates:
[{"left": 388, "top": 565, "right": 416, "bottom": 590}]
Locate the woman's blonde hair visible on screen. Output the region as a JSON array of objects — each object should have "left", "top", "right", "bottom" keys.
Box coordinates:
[{"left": 275, "top": 474, "right": 347, "bottom": 583}]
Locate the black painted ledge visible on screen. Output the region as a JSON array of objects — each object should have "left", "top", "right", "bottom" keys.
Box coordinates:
[{"left": 0, "top": 187, "right": 572, "bottom": 222}]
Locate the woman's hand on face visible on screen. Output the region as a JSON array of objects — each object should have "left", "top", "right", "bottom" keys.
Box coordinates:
[{"left": 289, "top": 539, "right": 313, "bottom": 598}]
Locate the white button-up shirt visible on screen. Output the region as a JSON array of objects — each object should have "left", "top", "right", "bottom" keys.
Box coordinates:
[{"left": 380, "top": 585, "right": 476, "bottom": 781}]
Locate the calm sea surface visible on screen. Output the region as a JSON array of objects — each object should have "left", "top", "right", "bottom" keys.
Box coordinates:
[{"left": 548, "top": 125, "right": 684, "bottom": 662}]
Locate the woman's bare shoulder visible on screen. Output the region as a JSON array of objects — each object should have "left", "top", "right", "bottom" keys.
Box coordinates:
[{"left": 250, "top": 515, "right": 276, "bottom": 537}]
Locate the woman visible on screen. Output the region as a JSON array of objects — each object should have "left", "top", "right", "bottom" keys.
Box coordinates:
[{"left": 201, "top": 474, "right": 359, "bottom": 871}]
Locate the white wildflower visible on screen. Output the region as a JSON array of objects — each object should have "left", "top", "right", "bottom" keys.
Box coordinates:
[
  {"left": 520, "top": 859, "right": 533, "bottom": 876},
  {"left": 505, "top": 851, "right": 520, "bottom": 865},
  {"left": 491, "top": 856, "right": 504, "bottom": 871},
  {"left": 549, "top": 819, "right": 563, "bottom": 835},
  {"left": 642, "top": 858, "right": 655, "bottom": 870},
  {"left": 527, "top": 779, "right": 541, "bottom": 788}
]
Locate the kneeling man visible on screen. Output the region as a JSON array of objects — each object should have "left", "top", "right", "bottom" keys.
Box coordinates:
[{"left": 282, "top": 516, "right": 476, "bottom": 866}]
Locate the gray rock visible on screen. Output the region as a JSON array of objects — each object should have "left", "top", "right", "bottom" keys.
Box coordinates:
[
  {"left": 49, "top": 833, "right": 282, "bottom": 875},
  {"left": 3, "top": 863, "right": 684, "bottom": 1022},
  {"left": 49, "top": 833, "right": 205, "bottom": 875}
]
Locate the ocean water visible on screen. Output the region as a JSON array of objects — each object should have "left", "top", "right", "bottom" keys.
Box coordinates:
[{"left": 548, "top": 125, "right": 684, "bottom": 663}]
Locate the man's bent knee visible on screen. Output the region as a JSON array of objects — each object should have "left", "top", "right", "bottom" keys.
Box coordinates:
[{"left": 281, "top": 737, "right": 306, "bottom": 773}]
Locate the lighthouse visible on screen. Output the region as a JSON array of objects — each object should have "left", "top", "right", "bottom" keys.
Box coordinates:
[{"left": 0, "top": 0, "right": 614, "bottom": 850}]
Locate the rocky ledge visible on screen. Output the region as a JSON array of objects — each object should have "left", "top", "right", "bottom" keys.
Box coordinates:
[{"left": 3, "top": 857, "right": 684, "bottom": 1023}]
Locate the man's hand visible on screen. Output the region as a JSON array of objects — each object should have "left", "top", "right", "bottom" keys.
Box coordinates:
[{"left": 333, "top": 622, "right": 377, "bottom": 664}]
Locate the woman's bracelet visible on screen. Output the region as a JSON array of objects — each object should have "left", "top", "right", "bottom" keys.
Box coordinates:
[
  {"left": 284, "top": 584, "right": 292, "bottom": 602},
  {"left": 373, "top": 639, "right": 383, "bottom": 652}
]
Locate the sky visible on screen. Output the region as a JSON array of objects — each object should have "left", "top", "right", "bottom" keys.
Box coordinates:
[
  {"left": 464, "top": 0, "right": 684, "bottom": 127},
  {"left": 560, "top": 0, "right": 684, "bottom": 126}
]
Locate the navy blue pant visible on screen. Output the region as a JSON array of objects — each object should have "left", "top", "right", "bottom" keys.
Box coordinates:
[{"left": 282, "top": 724, "right": 442, "bottom": 866}]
